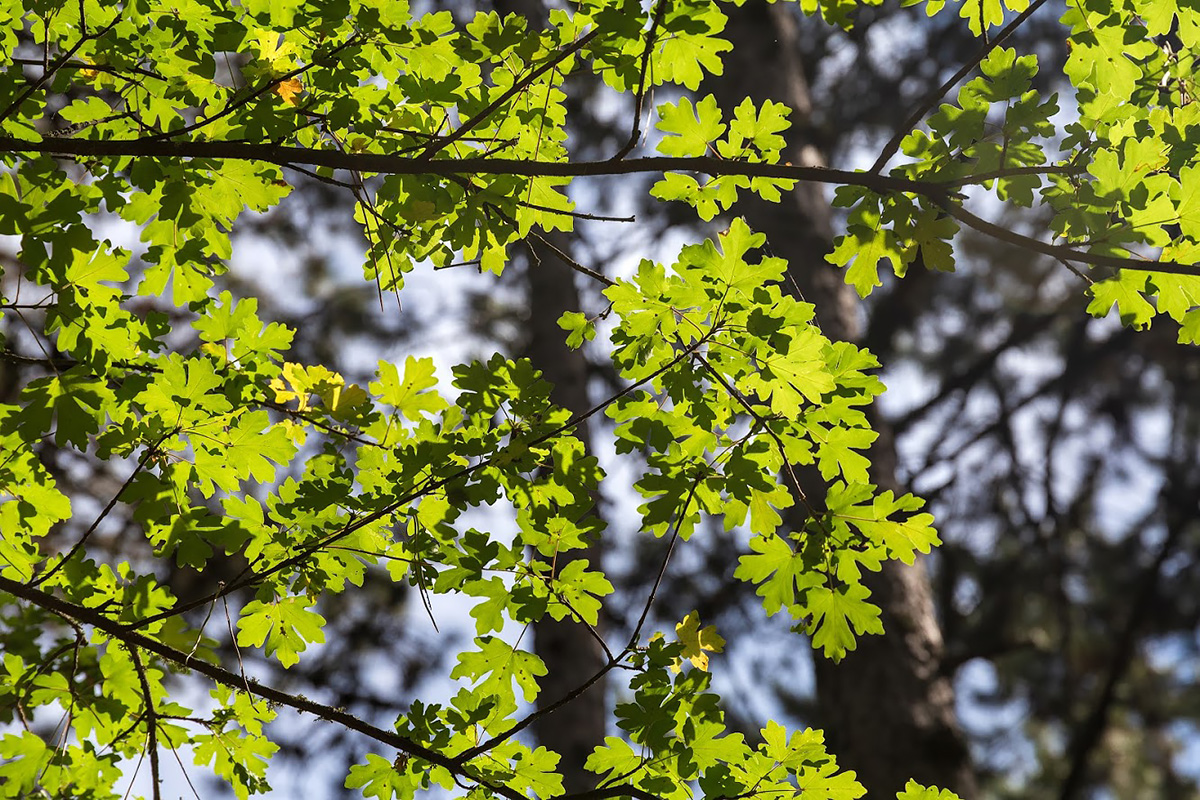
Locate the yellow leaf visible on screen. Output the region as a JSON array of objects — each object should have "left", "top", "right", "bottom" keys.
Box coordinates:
[
  {"left": 275, "top": 78, "right": 304, "bottom": 106},
  {"left": 279, "top": 418, "right": 307, "bottom": 447},
  {"left": 256, "top": 32, "right": 297, "bottom": 70},
  {"left": 674, "top": 611, "right": 725, "bottom": 672},
  {"left": 271, "top": 363, "right": 312, "bottom": 410},
  {"left": 200, "top": 341, "right": 228, "bottom": 365}
]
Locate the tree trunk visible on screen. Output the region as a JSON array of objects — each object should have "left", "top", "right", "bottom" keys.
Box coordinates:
[
  {"left": 485, "top": 0, "right": 610, "bottom": 788},
  {"left": 712, "top": 6, "right": 978, "bottom": 797},
  {"left": 524, "top": 235, "right": 608, "bottom": 794}
]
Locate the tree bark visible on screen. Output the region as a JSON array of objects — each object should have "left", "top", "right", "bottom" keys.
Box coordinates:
[{"left": 711, "top": 5, "right": 977, "bottom": 797}]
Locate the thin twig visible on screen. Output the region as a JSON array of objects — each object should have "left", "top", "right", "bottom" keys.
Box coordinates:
[
  {"left": 280, "top": 161, "right": 358, "bottom": 189},
  {"left": 516, "top": 197, "right": 634, "bottom": 223},
  {"left": 528, "top": 233, "right": 616, "bottom": 287},
  {"left": 459, "top": 652, "right": 617, "bottom": 761},
  {"left": 626, "top": 479, "right": 694, "bottom": 649},
  {"left": 559, "top": 787, "right": 663, "bottom": 800},
  {"left": 938, "top": 162, "right": 1083, "bottom": 187},
  {"left": 870, "top": 0, "right": 1050, "bottom": 174},
  {"left": 136, "top": 35, "right": 362, "bottom": 143},
  {"left": 693, "top": 352, "right": 819, "bottom": 514},
  {"left": 127, "top": 647, "right": 162, "bottom": 800},
  {"left": 461, "top": 459, "right": 703, "bottom": 762},
  {"left": 10, "top": 57, "right": 165, "bottom": 81},
  {"left": 130, "top": 328, "right": 718, "bottom": 630},
  {"left": 167, "top": 744, "right": 204, "bottom": 800},
  {"left": 257, "top": 398, "right": 381, "bottom": 448},
  {"left": 610, "top": 0, "right": 669, "bottom": 161},
  {"left": 418, "top": 26, "right": 603, "bottom": 160},
  {"left": 0, "top": 14, "right": 123, "bottom": 122},
  {"left": 31, "top": 432, "right": 170, "bottom": 588},
  {"left": 936, "top": 197, "right": 1199, "bottom": 276},
  {"left": 0, "top": 574, "right": 526, "bottom": 800}
]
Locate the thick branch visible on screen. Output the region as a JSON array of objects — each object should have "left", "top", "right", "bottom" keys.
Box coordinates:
[
  {"left": 0, "top": 135, "right": 942, "bottom": 193},
  {"left": 4, "top": 136, "right": 1194, "bottom": 277},
  {"left": 935, "top": 199, "right": 1200, "bottom": 276}
]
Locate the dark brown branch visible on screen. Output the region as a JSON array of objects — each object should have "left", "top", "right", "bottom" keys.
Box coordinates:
[
  {"left": 256, "top": 398, "right": 381, "bottom": 448},
  {"left": 0, "top": 135, "right": 945, "bottom": 195},
  {"left": 0, "top": 301, "right": 54, "bottom": 310},
  {"left": 0, "top": 350, "right": 72, "bottom": 368},
  {"left": 936, "top": 198, "right": 1200, "bottom": 276},
  {"left": 0, "top": 574, "right": 527, "bottom": 800},
  {"left": 562, "top": 785, "right": 662, "bottom": 800},
  {"left": 870, "top": 0, "right": 1051, "bottom": 174},
  {"left": 3, "top": 136, "right": 1196, "bottom": 276},
  {"left": 528, "top": 232, "right": 617, "bottom": 287},
  {"left": 10, "top": 57, "right": 165, "bottom": 81},
  {"left": 939, "top": 163, "right": 1084, "bottom": 187},
  {"left": 0, "top": 344, "right": 382, "bottom": 443},
  {"left": 516, "top": 197, "right": 634, "bottom": 223}
]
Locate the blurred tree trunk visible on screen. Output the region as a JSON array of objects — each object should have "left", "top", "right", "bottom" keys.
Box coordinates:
[
  {"left": 712, "top": 5, "right": 977, "bottom": 797},
  {"left": 491, "top": 0, "right": 608, "bottom": 788},
  {"left": 523, "top": 234, "right": 609, "bottom": 794}
]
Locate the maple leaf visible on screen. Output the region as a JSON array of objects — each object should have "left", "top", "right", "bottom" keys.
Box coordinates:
[
  {"left": 896, "top": 780, "right": 963, "bottom": 800},
  {"left": 674, "top": 611, "right": 725, "bottom": 671},
  {"left": 274, "top": 78, "right": 304, "bottom": 105}
]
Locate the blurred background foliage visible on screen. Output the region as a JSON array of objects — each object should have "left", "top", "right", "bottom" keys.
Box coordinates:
[{"left": 4, "top": 1, "right": 1199, "bottom": 798}]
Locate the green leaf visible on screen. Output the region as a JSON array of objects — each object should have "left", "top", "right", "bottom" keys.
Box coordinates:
[
  {"left": 805, "top": 584, "right": 884, "bottom": 661},
  {"left": 371, "top": 356, "right": 446, "bottom": 419},
  {"left": 345, "top": 754, "right": 406, "bottom": 800},
  {"left": 656, "top": 95, "right": 726, "bottom": 158},
  {"left": 558, "top": 310, "right": 597, "bottom": 348},
  {"left": 896, "top": 780, "right": 962, "bottom": 800},
  {"left": 584, "top": 736, "right": 643, "bottom": 782},
  {"left": 653, "top": 8, "right": 732, "bottom": 90},
  {"left": 1087, "top": 271, "right": 1155, "bottom": 330},
  {"left": 450, "top": 636, "right": 547, "bottom": 709},
  {"left": 814, "top": 427, "right": 876, "bottom": 484},
  {"left": 795, "top": 759, "right": 866, "bottom": 799},
  {"left": 828, "top": 197, "right": 905, "bottom": 298},
  {"left": 721, "top": 97, "right": 790, "bottom": 160},
  {"left": 237, "top": 595, "right": 327, "bottom": 669},
  {"left": 735, "top": 534, "right": 820, "bottom": 616}
]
